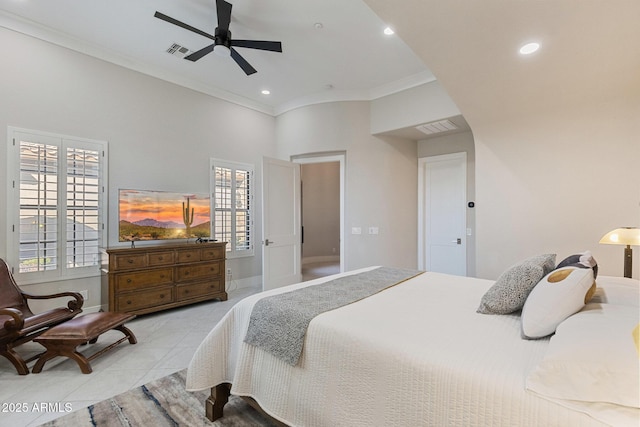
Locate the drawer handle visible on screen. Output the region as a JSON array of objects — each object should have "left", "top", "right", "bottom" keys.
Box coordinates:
[
  {"left": 160, "top": 294, "right": 165, "bottom": 299},
  {"left": 158, "top": 256, "right": 163, "bottom": 260},
  {"left": 210, "top": 267, "right": 215, "bottom": 271},
  {"left": 126, "top": 300, "right": 132, "bottom": 305},
  {"left": 160, "top": 275, "right": 164, "bottom": 278},
  {"left": 186, "top": 254, "right": 191, "bottom": 258},
  {"left": 127, "top": 279, "right": 132, "bottom": 283},
  {"left": 184, "top": 271, "right": 189, "bottom": 276},
  {"left": 127, "top": 259, "right": 134, "bottom": 264},
  {"left": 184, "top": 290, "right": 190, "bottom": 294}
]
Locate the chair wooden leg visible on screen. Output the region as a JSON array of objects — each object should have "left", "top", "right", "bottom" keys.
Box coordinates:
[
  {"left": 1, "top": 347, "right": 30, "bottom": 375},
  {"left": 32, "top": 341, "right": 93, "bottom": 374},
  {"left": 115, "top": 325, "right": 137, "bottom": 344}
]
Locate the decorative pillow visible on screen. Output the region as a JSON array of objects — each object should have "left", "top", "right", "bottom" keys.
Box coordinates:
[
  {"left": 521, "top": 267, "right": 596, "bottom": 338},
  {"left": 556, "top": 250, "right": 598, "bottom": 278},
  {"left": 477, "top": 254, "right": 556, "bottom": 314},
  {"left": 526, "top": 303, "right": 640, "bottom": 408},
  {"left": 591, "top": 275, "right": 640, "bottom": 306}
]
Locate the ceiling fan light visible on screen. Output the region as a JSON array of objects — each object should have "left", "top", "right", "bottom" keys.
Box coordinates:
[{"left": 214, "top": 44, "right": 231, "bottom": 57}]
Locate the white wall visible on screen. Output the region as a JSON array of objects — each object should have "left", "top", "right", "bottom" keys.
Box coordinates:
[
  {"left": 0, "top": 28, "right": 276, "bottom": 311},
  {"left": 370, "top": 81, "right": 461, "bottom": 135},
  {"left": 474, "top": 101, "right": 640, "bottom": 279},
  {"left": 276, "top": 102, "right": 418, "bottom": 270}
]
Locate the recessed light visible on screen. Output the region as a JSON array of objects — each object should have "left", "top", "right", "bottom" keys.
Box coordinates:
[
  {"left": 261, "top": 89, "right": 270, "bottom": 95},
  {"left": 519, "top": 42, "right": 540, "bottom": 55},
  {"left": 383, "top": 26, "right": 394, "bottom": 36},
  {"left": 314, "top": 22, "right": 323, "bottom": 30}
]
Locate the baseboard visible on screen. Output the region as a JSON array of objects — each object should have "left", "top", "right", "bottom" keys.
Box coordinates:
[
  {"left": 227, "top": 274, "right": 262, "bottom": 291},
  {"left": 302, "top": 255, "right": 340, "bottom": 265},
  {"left": 84, "top": 304, "right": 104, "bottom": 314}
]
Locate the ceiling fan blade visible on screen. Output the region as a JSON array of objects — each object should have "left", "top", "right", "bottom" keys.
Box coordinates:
[
  {"left": 231, "top": 40, "right": 283, "bottom": 53},
  {"left": 154, "top": 11, "right": 215, "bottom": 41},
  {"left": 185, "top": 44, "right": 215, "bottom": 62},
  {"left": 230, "top": 48, "right": 257, "bottom": 75},
  {"left": 216, "top": 0, "right": 232, "bottom": 32}
]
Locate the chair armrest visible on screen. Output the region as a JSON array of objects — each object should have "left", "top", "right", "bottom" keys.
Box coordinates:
[
  {"left": 22, "top": 291, "right": 84, "bottom": 311},
  {"left": 0, "top": 307, "right": 25, "bottom": 332}
]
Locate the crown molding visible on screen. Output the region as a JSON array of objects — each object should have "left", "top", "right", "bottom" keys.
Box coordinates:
[
  {"left": 2, "top": 10, "right": 435, "bottom": 118},
  {"left": 0, "top": 10, "right": 275, "bottom": 115}
]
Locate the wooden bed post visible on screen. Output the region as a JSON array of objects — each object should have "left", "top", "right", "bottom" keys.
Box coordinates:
[{"left": 206, "top": 383, "right": 230, "bottom": 421}]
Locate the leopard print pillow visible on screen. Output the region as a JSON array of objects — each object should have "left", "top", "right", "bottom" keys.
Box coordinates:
[{"left": 477, "top": 254, "right": 556, "bottom": 315}]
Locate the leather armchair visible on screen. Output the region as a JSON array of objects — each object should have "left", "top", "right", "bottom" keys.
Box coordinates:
[{"left": 0, "top": 259, "right": 84, "bottom": 375}]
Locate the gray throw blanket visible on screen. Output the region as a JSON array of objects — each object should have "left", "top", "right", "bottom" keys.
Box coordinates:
[{"left": 244, "top": 267, "right": 423, "bottom": 365}]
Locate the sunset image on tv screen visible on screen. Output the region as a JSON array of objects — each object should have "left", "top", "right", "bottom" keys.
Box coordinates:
[{"left": 118, "top": 189, "right": 211, "bottom": 241}]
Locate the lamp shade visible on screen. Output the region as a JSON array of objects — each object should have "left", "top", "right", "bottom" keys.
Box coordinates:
[{"left": 599, "top": 227, "right": 640, "bottom": 246}]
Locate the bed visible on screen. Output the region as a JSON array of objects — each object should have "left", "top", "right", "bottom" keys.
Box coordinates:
[{"left": 186, "top": 264, "right": 640, "bottom": 426}]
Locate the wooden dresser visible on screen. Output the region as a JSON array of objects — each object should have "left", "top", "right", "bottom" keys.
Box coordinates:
[{"left": 101, "top": 242, "right": 227, "bottom": 315}]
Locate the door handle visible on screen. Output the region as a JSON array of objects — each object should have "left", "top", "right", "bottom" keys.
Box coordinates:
[
  {"left": 264, "top": 239, "right": 275, "bottom": 246},
  {"left": 451, "top": 238, "right": 462, "bottom": 245}
]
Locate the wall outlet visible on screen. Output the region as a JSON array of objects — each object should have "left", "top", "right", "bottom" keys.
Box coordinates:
[
  {"left": 79, "top": 290, "right": 88, "bottom": 300},
  {"left": 227, "top": 268, "right": 232, "bottom": 280}
]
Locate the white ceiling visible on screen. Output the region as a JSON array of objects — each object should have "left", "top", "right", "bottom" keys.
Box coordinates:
[
  {"left": 364, "top": 0, "right": 640, "bottom": 129},
  {"left": 0, "top": 0, "right": 435, "bottom": 116}
]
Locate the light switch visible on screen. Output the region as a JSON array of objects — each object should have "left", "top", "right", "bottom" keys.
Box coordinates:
[
  {"left": 352, "top": 227, "right": 362, "bottom": 235},
  {"left": 368, "top": 227, "right": 379, "bottom": 235}
]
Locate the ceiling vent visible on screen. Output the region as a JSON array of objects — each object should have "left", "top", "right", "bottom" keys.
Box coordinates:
[
  {"left": 166, "top": 43, "right": 191, "bottom": 58},
  {"left": 415, "top": 119, "right": 458, "bottom": 135}
]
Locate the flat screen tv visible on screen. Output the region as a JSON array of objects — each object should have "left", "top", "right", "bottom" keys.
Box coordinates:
[{"left": 118, "top": 189, "right": 211, "bottom": 242}]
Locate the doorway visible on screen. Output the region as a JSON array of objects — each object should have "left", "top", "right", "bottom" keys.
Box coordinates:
[
  {"left": 293, "top": 153, "right": 345, "bottom": 281},
  {"left": 418, "top": 152, "right": 467, "bottom": 275}
]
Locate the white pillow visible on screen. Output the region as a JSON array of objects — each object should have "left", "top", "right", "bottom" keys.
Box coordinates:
[
  {"left": 591, "top": 275, "right": 640, "bottom": 306},
  {"left": 521, "top": 267, "right": 595, "bottom": 338},
  {"left": 526, "top": 303, "right": 640, "bottom": 408}
]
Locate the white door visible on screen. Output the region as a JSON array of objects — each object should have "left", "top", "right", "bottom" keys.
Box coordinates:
[
  {"left": 418, "top": 152, "right": 467, "bottom": 275},
  {"left": 262, "top": 157, "right": 301, "bottom": 290}
]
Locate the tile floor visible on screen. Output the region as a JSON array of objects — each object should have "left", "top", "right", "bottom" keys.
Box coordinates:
[
  {"left": 301, "top": 261, "right": 340, "bottom": 281},
  {"left": 0, "top": 261, "right": 339, "bottom": 427},
  {"left": 0, "top": 285, "right": 261, "bottom": 427}
]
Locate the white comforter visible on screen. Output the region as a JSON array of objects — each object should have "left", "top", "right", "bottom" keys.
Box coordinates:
[{"left": 186, "top": 267, "right": 608, "bottom": 426}]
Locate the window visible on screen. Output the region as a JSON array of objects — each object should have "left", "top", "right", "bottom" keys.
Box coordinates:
[
  {"left": 7, "top": 128, "right": 107, "bottom": 282},
  {"left": 211, "top": 159, "right": 254, "bottom": 258}
]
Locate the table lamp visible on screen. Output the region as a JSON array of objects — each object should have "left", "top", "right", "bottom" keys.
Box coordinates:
[{"left": 599, "top": 227, "right": 640, "bottom": 278}]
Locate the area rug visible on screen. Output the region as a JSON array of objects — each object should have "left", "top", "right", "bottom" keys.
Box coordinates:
[{"left": 40, "top": 369, "right": 277, "bottom": 426}]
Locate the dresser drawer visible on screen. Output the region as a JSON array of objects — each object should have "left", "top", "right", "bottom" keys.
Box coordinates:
[
  {"left": 115, "top": 268, "right": 173, "bottom": 292},
  {"left": 113, "top": 254, "right": 147, "bottom": 270},
  {"left": 105, "top": 242, "right": 227, "bottom": 314},
  {"left": 117, "top": 286, "right": 174, "bottom": 312},
  {"left": 176, "top": 280, "right": 223, "bottom": 301},
  {"left": 176, "top": 249, "right": 201, "bottom": 263},
  {"left": 201, "top": 246, "right": 224, "bottom": 261},
  {"left": 148, "top": 251, "right": 175, "bottom": 266},
  {"left": 176, "top": 262, "right": 221, "bottom": 282}
]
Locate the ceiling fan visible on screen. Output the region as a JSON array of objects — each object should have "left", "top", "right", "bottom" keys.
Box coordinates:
[{"left": 154, "top": 0, "right": 282, "bottom": 75}]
